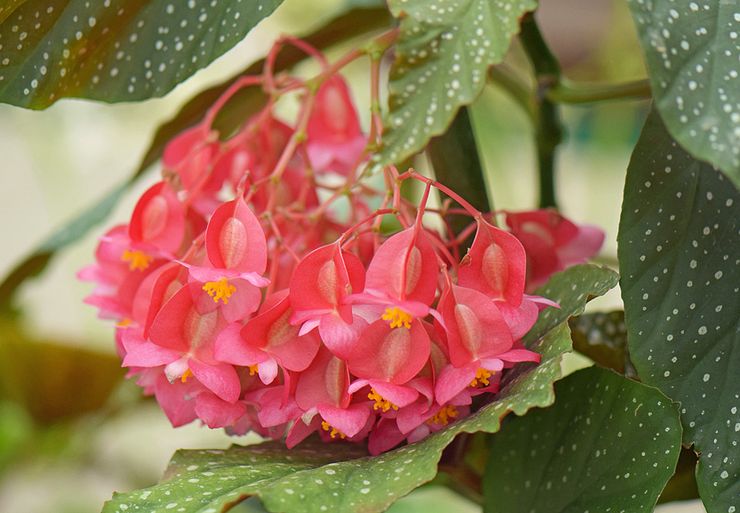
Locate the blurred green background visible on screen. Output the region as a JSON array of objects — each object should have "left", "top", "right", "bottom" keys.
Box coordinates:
[{"left": 0, "top": 0, "right": 703, "bottom": 511}]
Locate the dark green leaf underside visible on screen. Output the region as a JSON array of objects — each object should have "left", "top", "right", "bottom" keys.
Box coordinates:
[
  {"left": 569, "top": 310, "right": 636, "bottom": 376},
  {"left": 102, "top": 265, "right": 617, "bottom": 513},
  {"left": 628, "top": 0, "right": 740, "bottom": 183},
  {"left": 484, "top": 366, "right": 682, "bottom": 513},
  {"left": 0, "top": 0, "right": 283, "bottom": 108},
  {"left": 377, "top": 0, "right": 537, "bottom": 166},
  {"left": 619, "top": 109, "right": 739, "bottom": 513}
]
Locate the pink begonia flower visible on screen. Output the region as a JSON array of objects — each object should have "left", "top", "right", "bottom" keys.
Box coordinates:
[
  {"left": 79, "top": 225, "right": 162, "bottom": 321},
  {"left": 306, "top": 75, "right": 367, "bottom": 175},
  {"left": 214, "top": 291, "right": 321, "bottom": 384},
  {"left": 125, "top": 282, "right": 241, "bottom": 404},
  {"left": 162, "top": 123, "right": 218, "bottom": 192},
  {"left": 129, "top": 181, "right": 186, "bottom": 257},
  {"left": 505, "top": 209, "right": 605, "bottom": 289},
  {"left": 458, "top": 219, "right": 527, "bottom": 306},
  {"left": 351, "top": 228, "right": 439, "bottom": 327},
  {"left": 182, "top": 197, "right": 269, "bottom": 322},
  {"left": 434, "top": 281, "right": 540, "bottom": 405},
  {"left": 286, "top": 347, "right": 371, "bottom": 446},
  {"left": 289, "top": 243, "right": 367, "bottom": 358}
]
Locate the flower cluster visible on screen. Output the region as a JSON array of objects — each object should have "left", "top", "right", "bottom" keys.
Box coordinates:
[{"left": 81, "top": 38, "right": 603, "bottom": 454}]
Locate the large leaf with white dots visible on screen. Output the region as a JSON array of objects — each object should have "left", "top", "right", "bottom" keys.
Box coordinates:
[
  {"left": 375, "top": 0, "right": 537, "bottom": 166},
  {"left": 0, "top": 0, "right": 283, "bottom": 109},
  {"left": 483, "top": 366, "right": 682, "bottom": 513},
  {"left": 619, "top": 109, "right": 739, "bottom": 513},
  {"left": 628, "top": 0, "right": 740, "bottom": 184},
  {"left": 101, "top": 265, "right": 617, "bottom": 513}
]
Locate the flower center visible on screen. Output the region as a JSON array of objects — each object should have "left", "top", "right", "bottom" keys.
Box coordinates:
[
  {"left": 121, "top": 249, "right": 152, "bottom": 271},
  {"left": 202, "top": 278, "right": 236, "bottom": 304},
  {"left": 381, "top": 307, "right": 413, "bottom": 329},
  {"left": 116, "top": 318, "right": 133, "bottom": 327},
  {"left": 321, "top": 420, "right": 346, "bottom": 439},
  {"left": 180, "top": 368, "right": 193, "bottom": 383},
  {"left": 248, "top": 364, "right": 259, "bottom": 376},
  {"left": 469, "top": 368, "right": 493, "bottom": 388},
  {"left": 367, "top": 388, "right": 399, "bottom": 413},
  {"left": 427, "top": 405, "right": 458, "bottom": 426}
]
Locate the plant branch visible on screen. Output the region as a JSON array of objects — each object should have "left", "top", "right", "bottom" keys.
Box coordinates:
[
  {"left": 547, "top": 78, "right": 651, "bottom": 104},
  {"left": 519, "top": 12, "right": 563, "bottom": 209}
]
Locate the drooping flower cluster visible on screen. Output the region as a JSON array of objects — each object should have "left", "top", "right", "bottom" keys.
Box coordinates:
[{"left": 81, "top": 38, "right": 603, "bottom": 454}]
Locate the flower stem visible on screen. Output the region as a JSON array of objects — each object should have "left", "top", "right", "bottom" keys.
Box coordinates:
[{"left": 519, "top": 12, "right": 563, "bottom": 210}]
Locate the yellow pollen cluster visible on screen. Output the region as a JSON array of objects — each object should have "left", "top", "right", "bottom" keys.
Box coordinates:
[
  {"left": 428, "top": 405, "right": 458, "bottom": 426},
  {"left": 248, "top": 364, "right": 259, "bottom": 376},
  {"left": 121, "top": 249, "right": 153, "bottom": 271},
  {"left": 180, "top": 368, "right": 193, "bottom": 383},
  {"left": 202, "top": 278, "right": 236, "bottom": 304},
  {"left": 321, "top": 421, "right": 346, "bottom": 439},
  {"left": 116, "top": 318, "right": 133, "bottom": 327},
  {"left": 470, "top": 368, "right": 493, "bottom": 388},
  {"left": 382, "top": 306, "right": 413, "bottom": 329},
  {"left": 368, "top": 389, "right": 399, "bottom": 413}
]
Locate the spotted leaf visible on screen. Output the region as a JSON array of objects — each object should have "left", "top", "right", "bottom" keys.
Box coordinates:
[
  {"left": 376, "top": 0, "right": 537, "bottom": 166},
  {"left": 101, "top": 265, "right": 617, "bottom": 513},
  {"left": 619, "top": 109, "right": 740, "bottom": 513},
  {"left": 628, "top": 0, "right": 740, "bottom": 183},
  {"left": 0, "top": 0, "right": 283, "bottom": 109},
  {"left": 483, "top": 366, "right": 682, "bottom": 513}
]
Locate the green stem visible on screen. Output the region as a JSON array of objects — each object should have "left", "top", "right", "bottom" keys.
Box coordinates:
[
  {"left": 547, "top": 78, "right": 651, "bottom": 104},
  {"left": 519, "top": 13, "right": 563, "bottom": 209}
]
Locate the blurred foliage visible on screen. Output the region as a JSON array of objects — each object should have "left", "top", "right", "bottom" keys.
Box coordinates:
[{"left": 0, "top": 318, "right": 123, "bottom": 425}]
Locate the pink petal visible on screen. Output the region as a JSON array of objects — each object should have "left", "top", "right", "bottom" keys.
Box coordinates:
[
  {"left": 205, "top": 197, "right": 267, "bottom": 274},
  {"left": 458, "top": 219, "right": 526, "bottom": 305},
  {"left": 214, "top": 322, "right": 267, "bottom": 366},
  {"left": 318, "top": 313, "right": 367, "bottom": 359},
  {"left": 318, "top": 403, "right": 371, "bottom": 438},
  {"left": 189, "top": 359, "right": 241, "bottom": 403},
  {"left": 346, "top": 319, "right": 430, "bottom": 384},
  {"left": 434, "top": 363, "right": 478, "bottom": 406},
  {"left": 195, "top": 393, "right": 247, "bottom": 428}
]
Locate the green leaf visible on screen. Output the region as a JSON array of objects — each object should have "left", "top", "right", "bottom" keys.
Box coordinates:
[
  {"left": 0, "top": 0, "right": 283, "bottom": 109},
  {"left": 618, "top": 109, "right": 740, "bottom": 513},
  {"left": 134, "top": 5, "right": 391, "bottom": 178},
  {"left": 627, "top": 0, "right": 740, "bottom": 183},
  {"left": 377, "top": 0, "right": 537, "bottom": 166},
  {"left": 427, "top": 106, "right": 490, "bottom": 240},
  {"left": 483, "top": 366, "right": 682, "bottom": 513},
  {"left": 102, "top": 265, "right": 617, "bottom": 513},
  {"left": 0, "top": 179, "right": 133, "bottom": 312},
  {"left": 569, "top": 310, "right": 637, "bottom": 376}
]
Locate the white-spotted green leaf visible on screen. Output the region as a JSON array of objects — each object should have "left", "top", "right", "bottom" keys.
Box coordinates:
[
  {"left": 0, "top": 0, "right": 283, "bottom": 109},
  {"left": 619, "top": 109, "right": 740, "bottom": 513},
  {"left": 483, "top": 366, "right": 682, "bottom": 513},
  {"left": 102, "top": 265, "right": 617, "bottom": 513},
  {"left": 376, "top": 0, "right": 537, "bottom": 166},
  {"left": 628, "top": 0, "right": 740, "bottom": 183}
]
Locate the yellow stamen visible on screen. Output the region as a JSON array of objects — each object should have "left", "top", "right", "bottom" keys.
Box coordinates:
[
  {"left": 469, "top": 368, "right": 493, "bottom": 388},
  {"left": 202, "top": 278, "right": 236, "bottom": 304},
  {"left": 116, "top": 318, "right": 133, "bottom": 327},
  {"left": 180, "top": 368, "right": 193, "bottom": 383},
  {"left": 321, "top": 420, "right": 346, "bottom": 439},
  {"left": 248, "top": 364, "right": 259, "bottom": 376},
  {"left": 381, "top": 306, "right": 413, "bottom": 329},
  {"left": 367, "top": 388, "right": 399, "bottom": 413},
  {"left": 121, "top": 249, "right": 153, "bottom": 271},
  {"left": 427, "top": 405, "right": 458, "bottom": 426}
]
